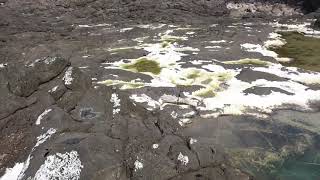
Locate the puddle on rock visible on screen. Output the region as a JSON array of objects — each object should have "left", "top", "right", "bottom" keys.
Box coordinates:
[{"left": 271, "top": 31, "right": 320, "bottom": 72}]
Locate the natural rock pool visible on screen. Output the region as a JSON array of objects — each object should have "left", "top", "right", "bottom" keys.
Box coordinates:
[
  {"left": 1, "top": 1, "right": 320, "bottom": 179},
  {"left": 271, "top": 31, "right": 320, "bottom": 72}
]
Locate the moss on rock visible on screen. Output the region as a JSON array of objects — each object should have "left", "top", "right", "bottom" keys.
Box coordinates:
[{"left": 122, "top": 57, "right": 161, "bottom": 75}]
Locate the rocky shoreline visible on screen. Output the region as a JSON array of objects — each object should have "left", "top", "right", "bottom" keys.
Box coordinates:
[{"left": 1, "top": 0, "right": 320, "bottom": 180}]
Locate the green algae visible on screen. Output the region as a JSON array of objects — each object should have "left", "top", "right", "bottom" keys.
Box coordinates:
[
  {"left": 161, "top": 41, "right": 171, "bottom": 48},
  {"left": 121, "top": 83, "right": 145, "bottom": 89},
  {"left": 193, "top": 88, "right": 217, "bottom": 98},
  {"left": 229, "top": 148, "right": 292, "bottom": 180},
  {"left": 229, "top": 149, "right": 288, "bottom": 172},
  {"left": 224, "top": 58, "right": 271, "bottom": 66},
  {"left": 271, "top": 31, "right": 320, "bottom": 72},
  {"left": 186, "top": 70, "right": 201, "bottom": 79},
  {"left": 98, "top": 79, "right": 145, "bottom": 89},
  {"left": 216, "top": 72, "right": 233, "bottom": 81},
  {"left": 121, "top": 57, "right": 161, "bottom": 75},
  {"left": 179, "top": 68, "right": 234, "bottom": 98},
  {"left": 229, "top": 144, "right": 320, "bottom": 180}
]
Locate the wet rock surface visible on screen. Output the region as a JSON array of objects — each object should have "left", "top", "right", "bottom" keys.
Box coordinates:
[
  {"left": 314, "top": 17, "right": 320, "bottom": 29},
  {"left": 0, "top": 0, "right": 320, "bottom": 180}
]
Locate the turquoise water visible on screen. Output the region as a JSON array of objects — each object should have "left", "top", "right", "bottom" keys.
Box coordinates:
[
  {"left": 245, "top": 150, "right": 320, "bottom": 180},
  {"left": 273, "top": 151, "right": 320, "bottom": 180}
]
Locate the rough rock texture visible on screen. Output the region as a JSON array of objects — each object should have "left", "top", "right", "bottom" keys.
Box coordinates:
[
  {"left": 314, "top": 17, "right": 320, "bottom": 29},
  {"left": 1, "top": 0, "right": 319, "bottom": 23},
  {"left": 0, "top": 0, "right": 320, "bottom": 180},
  {"left": 5, "top": 64, "right": 41, "bottom": 97},
  {"left": 0, "top": 55, "right": 253, "bottom": 179}
]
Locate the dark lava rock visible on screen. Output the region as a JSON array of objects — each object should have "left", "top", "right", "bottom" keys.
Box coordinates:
[
  {"left": 48, "top": 84, "right": 67, "bottom": 101},
  {"left": 167, "top": 143, "right": 199, "bottom": 171},
  {"left": 5, "top": 64, "right": 41, "bottom": 97},
  {"left": 56, "top": 66, "right": 92, "bottom": 112},
  {"left": 29, "top": 56, "right": 69, "bottom": 83},
  {"left": 62, "top": 67, "right": 92, "bottom": 91},
  {"left": 0, "top": 88, "right": 32, "bottom": 120},
  {"left": 57, "top": 91, "right": 84, "bottom": 112},
  {"left": 0, "top": 70, "right": 29, "bottom": 119},
  {"left": 243, "top": 86, "right": 295, "bottom": 96},
  {"left": 23, "top": 133, "right": 124, "bottom": 180},
  {"left": 0, "top": 18, "right": 9, "bottom": 27},
  {"left": 236, "top": 69, "right": 287, "bottom": 83},
  {"left": 70, "top": 87, "right": 112, "bottom": 122},
  {"left": 1, "top": 0, "right": 318, "bottom": 179},
  {"left": 4, "top": 56, "right": 68, "bottom": 97},
  {"left": 130, "top": 151, "right": 178, "bottom": 180},
  {"left": 189, "top": 138, "right": 226, "bottom": 167},
  {"left": 32, "top": 106, "right": 84, "bottom": 133}
]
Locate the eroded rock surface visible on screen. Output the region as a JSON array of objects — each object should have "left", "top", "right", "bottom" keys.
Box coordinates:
[{"left": 1, "top": 0, "right": 320, "bottom": 180}]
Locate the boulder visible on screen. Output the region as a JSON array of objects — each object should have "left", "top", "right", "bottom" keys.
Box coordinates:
[{"left": 29, "top": 56, "right": 69, "bottom": 83}]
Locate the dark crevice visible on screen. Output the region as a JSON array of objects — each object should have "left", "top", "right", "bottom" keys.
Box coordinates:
[
  {"left": 154, "top": 118, "right": 164, "bottom": 135},
  {"left": 186, "top": 139, "right": 201, "bottom": 168}
]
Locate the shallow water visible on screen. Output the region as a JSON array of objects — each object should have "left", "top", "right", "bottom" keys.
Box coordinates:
[
  {"left": 274, "top": 150, "right": 320, "bottom": 180},
  {"left": 245, "top": 149, "right": 320, "bottom": 180},
  {"left": 272, "top": 32, "right": 320, "bottom": 72}
]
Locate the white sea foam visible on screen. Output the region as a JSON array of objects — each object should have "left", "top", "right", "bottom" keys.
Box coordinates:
[
  {"left": 35, "top": 109, "right": 52, "bottom": 125},
  {"left": 177, "top": 153, "right": 189, "bottom": 165},
  {"left": 111, "top": 93, "right": 121, "bottom": 115},
  {"left": 34, "top": 151, "right": 83, "bottom": 180}
]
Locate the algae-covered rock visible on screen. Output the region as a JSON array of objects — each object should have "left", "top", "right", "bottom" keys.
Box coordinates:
[{"left": 121, "top": 57, "right": 162, "bottom": 75}]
